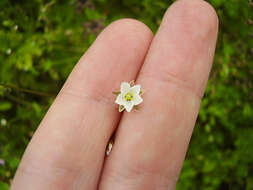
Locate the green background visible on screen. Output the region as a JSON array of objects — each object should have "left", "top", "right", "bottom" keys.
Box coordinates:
[{"left": 0, "top": 0, "right": 253, "bottom": 189}]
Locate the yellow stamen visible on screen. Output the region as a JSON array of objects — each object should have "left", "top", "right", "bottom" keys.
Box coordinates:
[{"left": 124, "top": 92, "right": 134, "bottom": 101}]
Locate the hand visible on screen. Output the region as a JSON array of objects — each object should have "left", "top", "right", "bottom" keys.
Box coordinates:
[{"left": 11, "top": 0, "right": 218, "bottom": 189}]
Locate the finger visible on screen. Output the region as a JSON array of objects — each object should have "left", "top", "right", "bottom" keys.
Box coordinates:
[
  {"left": 99, "top": 0, "right": 218, "bottom": 190},
  {"left": 11, "top": 19, "right": 153, "bottom": 190}
]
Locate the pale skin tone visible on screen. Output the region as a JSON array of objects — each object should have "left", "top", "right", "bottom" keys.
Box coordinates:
[{"left": 11, "top": 0, "right": 218, "bottom": 189}]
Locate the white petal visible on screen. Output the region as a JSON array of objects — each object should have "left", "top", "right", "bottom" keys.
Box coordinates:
[
  {"left": 124, "top": 101, "right": 134, "bottom": 112},
  {"left": 120, "top": 82, "right": 130, "bottom": 94},
  {"left": 130, "top": 85, "right": 141, "bottom": 94},
  {"left": 133, "top": 94, "right": 143, "bottom": 105},
  {"left": 115, "top": 94, "right": 125, "bottom": 105}
]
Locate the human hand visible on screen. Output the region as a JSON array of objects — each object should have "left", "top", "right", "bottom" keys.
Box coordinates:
[{"left": 11, "top": 0, "right": 218, "bottom": 189}]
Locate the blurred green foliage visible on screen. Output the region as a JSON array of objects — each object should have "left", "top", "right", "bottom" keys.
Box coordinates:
[{"left": 0, "top": 0, "right": 252, "bottom": 189}]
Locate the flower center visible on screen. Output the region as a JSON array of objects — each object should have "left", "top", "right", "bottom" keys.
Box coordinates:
[{"left": 124, "top": 91, "right": 134, "bottom": 101}]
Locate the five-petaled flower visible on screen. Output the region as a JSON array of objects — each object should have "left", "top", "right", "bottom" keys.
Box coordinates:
[{"left": 115, "top": 81, "right": 143, "bottom": 112}]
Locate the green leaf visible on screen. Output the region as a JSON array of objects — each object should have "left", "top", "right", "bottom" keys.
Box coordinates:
[
  {"left": 0, "top": 102, "right": 12, "bottom": 111},
  {"left": 0, "top": 182, "right": 9, "bottom": 190}
]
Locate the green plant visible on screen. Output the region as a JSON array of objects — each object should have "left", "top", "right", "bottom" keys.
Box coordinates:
[{"left": 0, "top": 0, "right": 252, "bottom": 189}]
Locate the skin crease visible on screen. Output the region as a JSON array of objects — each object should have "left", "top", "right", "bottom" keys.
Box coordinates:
[{"left": 11, "top": 0, "right": 218, "bottom": 190}]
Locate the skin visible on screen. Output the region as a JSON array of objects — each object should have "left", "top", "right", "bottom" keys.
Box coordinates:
[{"left": 11, "top": 0, "right": 218, "bottom": 189}]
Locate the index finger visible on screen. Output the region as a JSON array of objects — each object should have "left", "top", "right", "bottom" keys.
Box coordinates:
[{"left": 11, "top": 19, "right": 153, "bottom": 190}]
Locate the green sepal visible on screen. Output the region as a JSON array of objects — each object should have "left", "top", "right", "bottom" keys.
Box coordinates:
[
  {"left": 134, "top": 105, "right": 139, "bottom": 110},
  {"left": 119, "top": 105, "right": 125, "bottom": 112},
  {"left": 129, "top": 80, "right": 135, "bottom": 87},
  {"left": 113, "top": 91, "right": 121, "bottom": 95}
]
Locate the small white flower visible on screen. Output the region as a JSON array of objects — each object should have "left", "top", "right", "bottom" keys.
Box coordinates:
[
  {"left": 6, "top": 48, "right": 11, "bottom": 55},
  {"left": 115, "top": 81, "right": 143, "bottom": 112},
  {"left": 106, "top": 140, "right": 113, "bottom": 156},
  {"left": 0, "top": 118, "right": 7, "bottom": 126},
  {"left": 0, "top": 159, "right": 5, "bottom": 166}
]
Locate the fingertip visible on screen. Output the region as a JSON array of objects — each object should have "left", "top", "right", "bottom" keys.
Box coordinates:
[
  {"left": 74, "top": 18, "right": 154, "bottom": 101},
  {"left": 108, "top": 18, "right": 154, "bottom": 39},
  {"left": 164, "top": 0, "right": 219, "bottom": 39},
  {"left": 96, "top": 18, "right": 153, "bottom": 54},
  {"left": 143, "top": 0, "right": 219, "bottom": 98}
]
